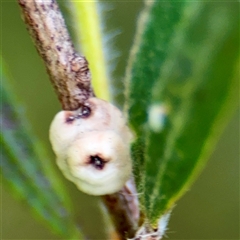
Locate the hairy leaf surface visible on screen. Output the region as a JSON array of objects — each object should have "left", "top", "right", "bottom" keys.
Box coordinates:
[
  {"left": 125, "top": 0, "right": 186, "bottom": 189},
  {"left": 126, "top": 1, "right": 239, "bottom": 224}
]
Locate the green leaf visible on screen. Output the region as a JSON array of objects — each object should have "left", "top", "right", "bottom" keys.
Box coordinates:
[
  {"left": 126, "top": 1, "right": 239, "bottom": 225},
  {"left": 0, "top": 60, "right": 84, "bottom": 239},
  {"left": 62, "top": 1, "right": 111, "bottom": 101},
  {"left": 125, "top": 0, "right": 186, "bottom": 191}
]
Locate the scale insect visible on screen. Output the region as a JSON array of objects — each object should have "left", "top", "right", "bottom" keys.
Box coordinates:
[{"left": 49, "top": 97, "right": 133, "bottom": 195}]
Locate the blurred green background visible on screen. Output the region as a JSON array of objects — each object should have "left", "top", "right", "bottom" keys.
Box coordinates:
[{"left": 1, "top": 1, "right": 239, "bottom": 239}]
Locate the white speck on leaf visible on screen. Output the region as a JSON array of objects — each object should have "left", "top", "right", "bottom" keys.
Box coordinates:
[{"left": 148, "top": 104, "right": 168, "bottom": 133}]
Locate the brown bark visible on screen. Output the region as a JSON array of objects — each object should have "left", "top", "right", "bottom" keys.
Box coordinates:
[
  {"left": 18, "top": 0, "right": 94, "bottom": 110},
  {"left": 17, "top": 1, "right": 140, "bottom": 239}
]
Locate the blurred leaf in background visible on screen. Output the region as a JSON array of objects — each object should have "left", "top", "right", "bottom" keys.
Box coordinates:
[{"left": 1, "top": 59, "right": 83, "bottom": 239}]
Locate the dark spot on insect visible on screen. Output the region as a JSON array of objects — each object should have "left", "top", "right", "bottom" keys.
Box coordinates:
[
  {"left": 66, "top": 116, "right": 75, "bottom": 123},
  {"left": 76, "top": 105, "right": 91, "bottom": 119},
  {"left": 82, "top": 106, "right": 91, "bottom": 117},
  {"left": 89, "top": 155, "right": 106, "bottom": 170}
]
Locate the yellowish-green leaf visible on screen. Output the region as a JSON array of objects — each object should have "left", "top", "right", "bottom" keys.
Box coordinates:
[{"left": 69, "top": 1, "right": 110, "bottom": 101}]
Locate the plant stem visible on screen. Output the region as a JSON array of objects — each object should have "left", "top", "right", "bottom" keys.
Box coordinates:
[
  {"left": 101, "top": 178, "right": 140, "bottom": 239},
  {"left": 18, "top": 0, "right": 94, "bottom": 110},
  {"left": 17, "top": 0, "right": 140, "bottom": 238}
]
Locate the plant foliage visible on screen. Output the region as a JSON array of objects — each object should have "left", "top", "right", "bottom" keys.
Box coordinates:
[
  {"left": 0, "top": 62, "right": 83, "bottom": 239},
  {"left": 125, "top": 1, "right": 239, "bottom": 224},
  {"left": 1, "top": 0, "right": 239, "bottom": 238}
]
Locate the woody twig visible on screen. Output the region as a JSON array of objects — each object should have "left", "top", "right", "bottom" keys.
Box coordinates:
[
  {"left": 18, "top": 0, "right": 94, "bottom": 110},
  {"left": 17, "top": 0, "right": 139, "bottom": 239}
]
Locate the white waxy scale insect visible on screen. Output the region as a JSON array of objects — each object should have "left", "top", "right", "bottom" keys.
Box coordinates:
[{"left": 49, "top": 97, "right": 133, "bottom": 195}]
